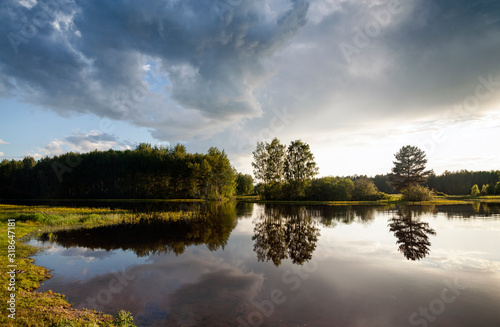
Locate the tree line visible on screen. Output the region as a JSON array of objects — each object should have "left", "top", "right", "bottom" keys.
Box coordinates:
[
  {"left": 0, "top": 143, "right": 250, "bottom": 200},
  {"left": 427, "top": 170, "right": 500, "bottom": 196},
  {"left": 370, "top": 170, "right": 500, "bottom": 196},
  {"left": 253, "top": 140, "right": 500, "bottom": 200},
  {"left": 252, "top": 138, "right": 384, "bottom": 201},
  {"left": 1, "top": 139, "right": 498, "bottom": 201}
]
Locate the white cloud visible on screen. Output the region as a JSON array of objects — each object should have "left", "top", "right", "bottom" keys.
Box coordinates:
[
  {"left": 17, "top": 0, "right": 37, "bottom": 9},
  {"left": 0, "top": 152, "right": 4, "bottom": 157},
  {"left": 307, "top": 0, "right": 342, "bottom": 24},
  {"left": 30, "top": 131, "right": 135, "bottom": 159},
  {"left": 423, "top": 251, "right": 500, "bottom": 273},
  {"left": 0, "top": 139, "right": 8, "bottom": 144}
]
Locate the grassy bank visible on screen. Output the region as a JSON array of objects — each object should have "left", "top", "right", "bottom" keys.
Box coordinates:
[{"left": 0, "top": 204, "right": 198, "bottom": 327}]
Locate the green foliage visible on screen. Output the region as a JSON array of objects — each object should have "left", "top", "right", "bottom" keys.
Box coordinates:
[
  {"left": 0, "top": 144, "right": 237, "bottom": 201},
  {"left": 471, "top": 184, "right": 480, "bottom": 196},
  {"left": 265, "top": 138, "right": 286, "bottom": 184},
  {"left": 117, "top": 311, "right": 136, "bottom": 327},
  {"left": 487, "top": 183, "right": 496, "bottom": 195},
  {"left": 373, "top": 174, "right": 397, "bottom": 194},
  {"left": 427, "top": 170, "right": 500, "bottom": 195},
  {"left": 352, "top": 178, "right": 380, "bottom": 201},
  {"left": 305, "top": 177, "right": 354, "bottom": 201},
  {"left": 252, "top": 138, "right": 318, "bottom": 200},
  {"left": 496, "top": 181, "right": 500, "bottom": 195},
  {"left": 389, "top": 145, "right": 433, "bottom": 191},
  {"left": 377, "top": 192, "right": 392, "bottom": 201},
  {"left": 236, "top": 173, "right": 254, "bottom": 195},
  {"left": 480, "top": 184, "right": 489, "bottom": 196},
  {"left": 204, "top": 147, "right": 237, "bottom": 201},
  {"left": 252, "top": 138, "right": 286, "bottom": 199},
  {"left": 253, "top": 183, "right": 264, "bottom": 196},
  {"left": 252, "top": 141, "right": 268, "bottom": 186},
  {"left": 401, "top": 185, "right": 434, "bottom": 202},
  {"left": 281, "top": 180, "right": 309, "bottom": 200},
  {"left": 284, "top": 140, "right": 318, "bottom": 182},
  {"left": 265, "top": 182, "right": 284, "bottom": 200}
]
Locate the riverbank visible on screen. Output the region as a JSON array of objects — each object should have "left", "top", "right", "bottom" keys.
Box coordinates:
[{"left": 0, "top": 204, "right": 199, "bottom": 327}]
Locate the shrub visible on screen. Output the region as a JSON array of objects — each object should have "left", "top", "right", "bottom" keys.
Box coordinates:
[
  {"left": 401, "top": 185, "right": 434, "bottom": 201},
  {"left": 352, "top": 178, "right": 380, "bottom": 201},
  {"left": 496, "top": 182, "right": 500, "bottom": 195},
  {"left": 263, "top": 182, "right": 284, "bottom": 200},
  {"left": 305, "top": 177, "right": 354, "bottom": 201},
  {"left": 471, "top": 184, "right": 480, "bottom": 196},
  {"left": 117, "top": 310, "right": 136, "bottom": 327},
  {"left": 377, "top": 192, "right": 391, "bottom": 201},
  {"left": 281, "top": 180, "right": 309, "bottom": 200}
]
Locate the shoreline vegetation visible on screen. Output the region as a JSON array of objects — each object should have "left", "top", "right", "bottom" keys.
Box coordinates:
[
  {"left": 1, "top": 197, "right": 499, "bottom": 325},
  {"left": 4, "top": 193, "right": 500, "bottom": 205},
  {"left": 1, "top": 143, "right": 500, "bottom": 204},
  {"left": 0, "top": 204, "right": 204, "bottom": 327}
]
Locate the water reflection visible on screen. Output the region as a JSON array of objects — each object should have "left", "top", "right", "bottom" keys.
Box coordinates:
[
  {"left": 388, "top": 206, "right": 437, "bottom": 260},
  {"left": 252, "top": 206, "right": 320, "bottom": 266},
  {"left": 310, "top": 205, "right": 381, "bottom": 227},
  {"left": 39, "top": 203, "right": 238, "bottom": 256},
  {"left": 28, "top": 203, "right": 500, "bottom": 327}
]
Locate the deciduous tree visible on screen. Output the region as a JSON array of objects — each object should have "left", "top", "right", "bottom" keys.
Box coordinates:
[
  {"left": 471, "top": 184, "right": 480, "bottom": 196},
  {"left": 236, "top": 173, "right": 254, "bottom": 195},
  {"left": 284, "top": 140, "right": 318, "bottom": 182}
]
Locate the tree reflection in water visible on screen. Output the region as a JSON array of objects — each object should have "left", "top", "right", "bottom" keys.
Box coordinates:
[
  {"left": 38, "top": 202, "right": 239, "bottom": 256},
  {"left": 388, "top": 206, "right": 436, "bottom": 260},
  {"left": 252, "top": 206, "right": 320, "bottom": 266}
]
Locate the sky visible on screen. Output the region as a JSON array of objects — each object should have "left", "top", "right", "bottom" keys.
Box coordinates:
[{"left": 1, "top": 0, "right": 500, "bottom": 177}]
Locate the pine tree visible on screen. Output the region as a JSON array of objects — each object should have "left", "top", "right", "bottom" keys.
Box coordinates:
[{"left": 389, "top": 145, "right": 433, "bottom": 191}]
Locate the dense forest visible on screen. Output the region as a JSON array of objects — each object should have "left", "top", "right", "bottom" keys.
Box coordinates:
[
  {"left": 370, "top": 171, "right": 500, "bottom": 196},
  {"left": 426, "top": 170, "right": 500, "bottom": 195},
  {"left": 0, "top": 143, "right": 244, "bottom": 200},
  {"left": 1, "top": 141, "right": 499, "bottom": 200}
]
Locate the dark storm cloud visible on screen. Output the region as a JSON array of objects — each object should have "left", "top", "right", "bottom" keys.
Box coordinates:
[
  {"left": 198, "top": 0, "right": 500, "bottom": 157},
  {"left": 267, "top": 0, "right": 500, "bottom": 129},
  {"left": 2, "top": 0, "right": 499, "bottom": 151},
  {"left": 0, "top": 0, "right": 309, "bottom": 138}
]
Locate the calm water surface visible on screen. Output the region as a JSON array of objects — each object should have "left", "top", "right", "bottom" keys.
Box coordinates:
[{"left": 29, "top": 203, "right": 500, "bottom": 327}]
